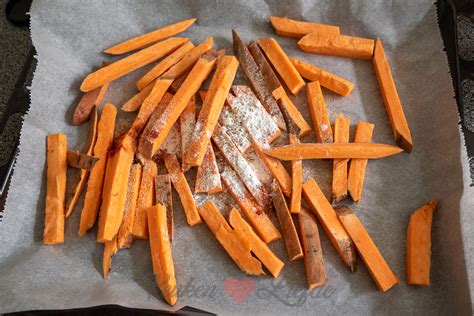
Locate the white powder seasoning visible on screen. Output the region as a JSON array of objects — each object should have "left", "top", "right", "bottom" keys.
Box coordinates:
[
  {"left": 159, "top": 121, "right": 181, "bottom": 156},
  {"left": 195, "top": 145, "right": 222, "bottom": 193},
  {"left": 218, "top": 105, "right": 252, "bottom": 153}
]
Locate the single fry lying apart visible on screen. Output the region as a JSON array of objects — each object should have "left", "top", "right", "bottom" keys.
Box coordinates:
[
  {"left": 406, "top": 199, "right": 436, "bottom": 286},
  {"left": 198, "top": 200, "right": 264, "bottom": 275},
  {"left": 155, "top": 174, "right": 174, "bottom": 242},
  {"left": 121, "top": 82, "right": 154, "bottom": 112},
  {"left": 298, "top": 32, "right": 375, "bottom": 60},
  {"left": 66, "top": 151, "right": 99, "bottom": 171},
  {"left": 147, "top": 204, "right": 177, "bottom": 306},
  {"left": 302, "top": 178, "right": 357, "bottom": 271},
  {"left": 80, "top": 103, "right": 117, "bottom": 236},
  {"left": 180, "top": 96, "right": 196, "bottom": 171},
  {"left": 104, "top": 18, "right": 196, "bottom": 55},
  {"left": 229, "top": 208, "right": 284, "bottom": 277},
  {"left": 332, "top": 114, "right": 350, "bottom": 203},
  {"left": 336, "top": 206, "right": 398, "bottom": 292},
  {"left": 269, "top": 16, "right": 340, "bottom": 38},
  {"left": 195, "top": 145, "right": 222, "bottom": 194},
  {"left": 307, "top": 81, "right": 333, "bottom": 143},
  {"left": 257, "top": 37, "right": 305, "bottom": 95},
  {"left": 271, "top": 180, "right": 304, "bottom": 261},
  {"left": 373, "top": 38, "right": 413, "bottom": 152},
  {"left": 81, "top": 37, "right": 188, "bottom": 92},
  {"left": 298, "top": 207, "right": 326, "bottom": 289},
  {"left": 103, "top": 237, "right": 118, "bottom": 279},
  {"left": 348, "top": 121, "right": 374, "bottom": 203},
  {"left": 290, "top": 57, "right": 355, "bottom": 96},
  {"left": 266, "top": 143, "right": 403, "bottom": 160},
  {"left": 44, "top": 133, "right": 67, "bottom": 245}
]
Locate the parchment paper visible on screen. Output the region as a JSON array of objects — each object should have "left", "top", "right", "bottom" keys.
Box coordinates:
[{"left": 1, "top": 0, "right": 473, "bottom": 314}]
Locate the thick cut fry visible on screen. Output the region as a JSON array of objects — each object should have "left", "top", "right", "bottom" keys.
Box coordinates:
[
  {"left": 266, "top": 143, "right": 403, "bottom": 160},
  {"left": 198, "top": 201, "right": 264, "bottom": 275},
  {"left": 117, "top": 163, "right": 142, "bottom": 249},
  {"left": 121, "top": 82, "right": 154, "bottom": 112},
  {"left": 254, "top": 145, "right": 292, "bottom": 197},
  {"left": 221, "top": 165, "right": 281, "bottom": 243},
  {"left": 302, "top": 178, "right": 357, "bottom": 271},
  {"left": 332, "top": 114, "right": 350, "bottom": 203},
  {"left": 269, "top": 16, "right": 340, "bottom": 38},
  {"left": 132, "top": 158, "right": 157, "bottom": 240},
  {"left": 271, "top": 180, "right": 303, "bottom": 260},
  {"left": 195, "top": 145, "right": 222, "bottom": 194},
  {"left": 44, "top": 133, "right": 67, "bottom": 245},
  {"left": 103, "top": 237, "right": 118, "bottom": 279},
  {"left": 79, "top": 104, "right": 117, "bottom": 236},
  {"left": 137, "top": 41, "right": 195, "bottom": 90},
  {"left": 307, "top": 81, "right": 333, "bottom": 143},
  {"left": 229, "top": 208, "right": 284, "bottom": 277},
  {"left": 104, "top": 18, "right": 196, "bottom": 55},
  {"left": 298, "top": 32, "right": 375, "bottom": 59},
  {"left": 97, "top": 135, "right": 136, "bottom": 242},
  {"left": 81, "top": 37, "right": 187, "bottom": 92},
  {"left": 139, "top": 54, "right": 217, "bottom": 158},
  {"left": 147, "top": 204, "right": 177, "bottom": 306},
  {"left": 180, "top": 96, "right": 196, "bottom": 171},
  {"left": 257, "top": 37, "right": 305, "bottom": 95},
  {"left": 219, "top": 105, "right": 252, "bottom": 154},
  {"left": 290, "top": 57, "right": 355, "bottom": 96},
  {"left": 275, "top": 93, "right": 312, "bottom": 137},
  {"left": 348, "top": 122, "right": 374, "bottom": 203},
  {"left": 67, "top": 151, "right": 99, "bottom": 171},
  {"left": 299, "top": 207, "right": 326, "bottom": 289},
  {"left": 336, "top": 206, "right": 398, "bottom": 291},
  {"left": 163, "top": 154, "right": 201, "bottom": 226},
  {"left": 289, "top": 134, "right": 302, "bottom": 214},
  {"left": 185, "top": 56, "right": 239, "bottom": 166},
  {"left": 169, "top": 71, "right": 189, "bottom": 94},
  {"left": 155, "top": 175, "right": 174, "bottom": 242},
  {"left": 407, "top": 199, "right": 436, "bottom": 286},
  {"left": 373, "top": 38, "right": 413, "bottom": 152}
]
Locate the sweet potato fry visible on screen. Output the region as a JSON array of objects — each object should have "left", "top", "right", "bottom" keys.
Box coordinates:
[
  {"left": 289, "top": 134, "right": 302, "bottom": 214},
  {"left": 195, "top": 145, "right": 222, "bottom": 194},
  {"left": 275, "top": 93, "right": 312, "bottom": 137},
  {"left": 406, "top": 199, "right": 436, "bottom": 286},
  {"left": 229, "top": 208, "right": 284, "bottom": 277},
  {"left": 271, "top": 180, "right": 303, "bottom": 260},
  {"left": 163, "top": 153, "right": 201, "bottom": 226},
  {"left": 257, "top": 37, "right": 305, "bottom": 95},
  {"left": 104, "top": 18, "right": 196, "bottom": 55},
  {"left": 290, "top": 57, "right": 355, "bottom": 96},
  {"left": 81, "top": 37, "right": 187, "bottom": 92},
  {"left": 103, "top": 237, "right": 118, "bottom": 279},
  {"left": 121, "top": 82, "right": 154, "bottom": 112},
  {"left": 179, "top": 96, "right": 196, "bottom": 171},
  {"left": 302, "top": 178, "right": 357, "bottom": 271},
  {"left": 218, "top": 104, "right": 252, "bottom": 154},
  {"left": 266, "top": 143, "right": 403, "bottom": 160},
  {"left": 332, "top": 114, "right": 350, "bottom": 203},
  {"left": 44, "top": 133, "right": 67, "bottom": 245},
  {"left": 373, "top": 38, "right": 413, "bottom": 152},
  {"left": 269, "top": 16, "right": 340, "bottom": 38},
  {"left": 336, "top": 206, "right": 398, "bottom": 291},
  {"left": 348, "top": 121, "right": 374, "bottom": 203},
  {"left": 307, "top": 81, "right": 333, "bottom": 143},
  {"left": 79, "top": 104, "right": 117, "bottom": 236},
  {"left": 253, "top": 145, "right": 292, "bottom": 197},
  {"left": 155, "top": 174, "right": 174, "bottom": 242},
  {"left": 298, "top": 32, "right": 375, "bottom": 59},
  {"left": 66, "top": 151, "right": 99, "bottom": 171}
]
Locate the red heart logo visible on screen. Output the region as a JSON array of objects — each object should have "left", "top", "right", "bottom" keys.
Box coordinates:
[{"left": 223, "top": 277, "right": 256, "bottom": 304}]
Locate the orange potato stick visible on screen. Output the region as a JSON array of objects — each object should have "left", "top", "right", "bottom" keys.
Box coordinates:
[
  {"left": 66, "top": 151, "right": 99, "bottom": 171},
  {"left": 219, "top": 104, "right": 252, "bottom": 154},
  {"left": 302, "top": 178, "right": 357, "bottom": 271},
  {"left": 198, "top": 201, "right": 264, "bottom": 275},
  {"left": 257, "top": 37, "right": 305, "bottom": 95},
  {"left": 43, "top": 133, "right": 67, "bottom": 245},
  {"left": 155, "top": 174, "right": 174, "bottom": 242},
  {"left": 184, "top": 56, "right": 239, "bottom": 166},
  {"left": 271, "top": 180, "right": 303, "bottom": 260},
  {"left": 406, "top": 199, "right": 436, "bottom": 286},
  {"left": 81, "top": 37, "right": 187, "bottom": 92},
  {"left": 97, "top": 135, "right": 136, "bottom": 242},
  {"left": 275, "top": 92, "right": 312, "bottom": 137},
  {"left": 179, "top": 96, "right": 196, "bottom": 171},
  {"left": 307, "top": 81, "right": 333, "bottom": 143},
  {"left": 348, "top": 121, "right": 375, "bottom": 203},
  {"left": 103, "top": 237, "right": 118, "bottom": 279},
  {"left": 79, "top": 104, "right": 117, "bottom": 236},
  {"left": 298, "top": 32, "right": 375, "bottom": 60},
  {"left": 336, "top": 206, "right": 398, "bottom": 291},
  {"left": 229, "top": 208, "right": 284, "bottom": 277},
  {"left": 169, "top": 70, "right": 189, "bottom": 94},
  {"left": 254, "top": 145, "right": 292, "bottom": 197},
  {"left": 221, "top": 165, "right": 281, "bottom": 243},
  {"left": 373, "top": 38, "right": 413, "bottom": 152},
  {"left": 290, "top": 57, "right": 355, "bottom": 96},
  {"left": 266, "top": 143, "right": 403, "bottom": 160},
  {"left": 147, "top": 204, "right": 177, "bottom": 306},
  {"left": 332, "top": 114, "right": 350, "bottom": 203},
  {"left": 117, "top": 163, "right": 142, "bottom": 249},
  {"left": 132, "top": 157, "right": 157, "bottom": 240},
  {"left": 269, "top": 16, "right": 340, "bottom": 38},
  {"left": 289, "top": 134, "right": 302, "bottom": 214},
  {"left": 298, "top": 207, "right": 326, "bottom": 289},
  {"left": 163, "top": 153, "right": 201, "bottom": 226},
  {"left": 104, "top": 18, "right": 196, "bottom": 55},
  {"left": 121, "top": 82, "right": 154, "bottom": 112},
  {"left": 139, "top": 54, "right": 217, "bottom": 158},
  {"left": 195, "top": 145, "right": 222, "bottom": 194},
  {"left": 137, "top": 41, "right": 195, "bottom": 90}
]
